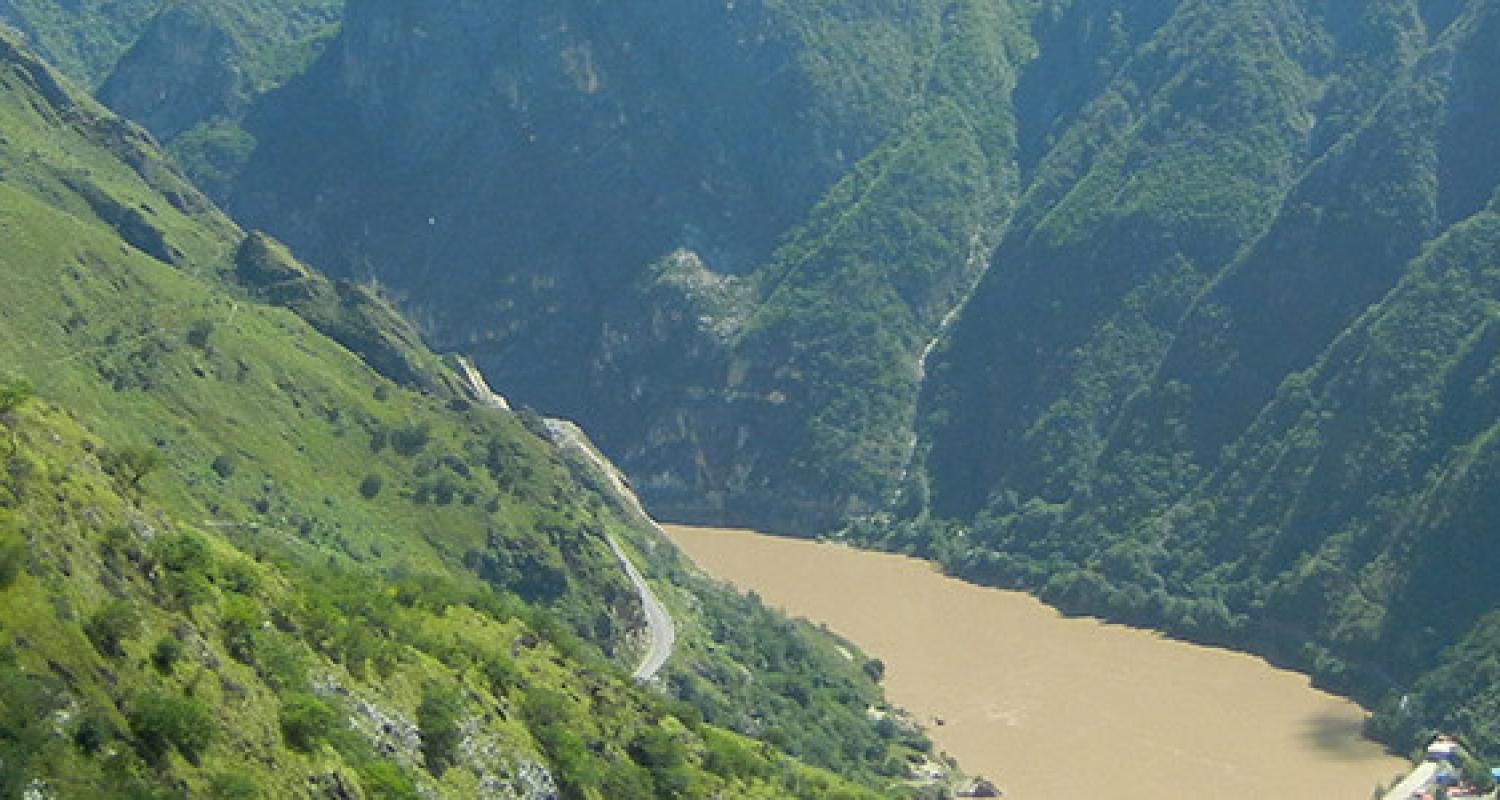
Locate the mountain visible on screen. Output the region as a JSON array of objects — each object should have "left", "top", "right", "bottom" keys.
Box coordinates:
[
  {"left": 0, "top": 0, "right": 160, "bottom": 84},
  {"left": 0, "top": 30, "right": 937, "bottom": 798},
  {"left": 220, "top": 0, "right": 1035, "bottom": 533},
  {"left": 902, "top": 0, "right": 1500, "bottom": 753},
  {"left": 30, "top": 0, "right": 1500, "bottom": 765},
  {"left": 0, "top": 0, "right": 343, "bottom": 199}
]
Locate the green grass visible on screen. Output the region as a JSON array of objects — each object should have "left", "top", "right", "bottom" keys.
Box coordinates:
[{"left": 0, "top": 28, "right": 932, "bottom": 796}]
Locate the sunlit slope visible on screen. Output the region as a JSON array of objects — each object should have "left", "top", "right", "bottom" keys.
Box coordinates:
[{"left": 0, "top": 32, "right": 927, "bottom": 798}]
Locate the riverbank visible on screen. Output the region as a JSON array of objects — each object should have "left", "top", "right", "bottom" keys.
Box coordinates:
[{"left": 665, "top": 524, "right": 1410, "bottom": 799}]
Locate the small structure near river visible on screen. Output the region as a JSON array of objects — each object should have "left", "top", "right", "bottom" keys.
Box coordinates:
[{"left": 1382, "top": 735, "right": 1492, "bottom": 800}]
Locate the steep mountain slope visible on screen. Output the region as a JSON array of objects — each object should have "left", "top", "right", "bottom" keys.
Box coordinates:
[
  {"left": 225, "top": 0, "right": 1035, "bottom": 532},
  {"left": 0, "top": 32, "right": 935, "bottom": 798},
  {"left": 46, "top": 0, "right": 1500, "bottom": 764},
  {"left": 0, "top": 0, "right": 342, "bottom": 198},
  {"left": 96, "top": 0, "right": 342, "bottom": 197},
  {"left": 0, "top": 0, "right": 159, "bottom": 84},
  {"left": 902, "top": 0, "right": 1500, "bottom": 755}
]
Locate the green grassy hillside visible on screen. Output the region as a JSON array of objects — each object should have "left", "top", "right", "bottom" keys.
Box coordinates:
[
  {"left": 0, "top": 31, "right": 933, "bottom": 798},
  {"left": 23, "top": 0, "right": 1500, "bottom": 772}
]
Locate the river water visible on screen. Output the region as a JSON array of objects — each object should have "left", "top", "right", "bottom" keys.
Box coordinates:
[{"left": 663, "top": 524, "right": 1410, "bottom": 799}]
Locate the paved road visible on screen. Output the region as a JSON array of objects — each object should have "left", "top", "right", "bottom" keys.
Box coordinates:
[
  {"left": 542, "top": 417, "right": 677, "bottom": 681},
  {"left": 452, "top": 357, "right": 675, "bottom": 681},
  {"left": 606, "top": 533, "right": 676, "bottom": 682}
]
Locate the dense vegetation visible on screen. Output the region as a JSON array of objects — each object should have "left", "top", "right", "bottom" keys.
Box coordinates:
[
  {"left": 12, "top": 0, "right": 1500, "bottom": 776},
  {"left": 213, "top": 0, "right": 1040, "bottom": 533},
  {"left": 0, "top": 30, "right": 937, "bottom": 797},
  {"left": 904, "top": 0, "right": 1500, "bottom": 761},
  {"left": 209, "top": 0, "right": 1500, "bottom": 764}
]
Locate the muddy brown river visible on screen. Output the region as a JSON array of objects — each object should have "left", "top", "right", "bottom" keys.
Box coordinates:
[{"left": 663, "top": 524, "right": 1410, "bottom": 799}]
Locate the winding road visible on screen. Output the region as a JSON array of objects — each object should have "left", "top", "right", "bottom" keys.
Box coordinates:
[
  {"left": 543, "top": 418, "right": 676, "bottom": 681},
  {"left": 457, "top": 357, "right": 676, "bottom": 681},
  {"left": 606, "top": 533, "right": 676, "bottom": 681}
]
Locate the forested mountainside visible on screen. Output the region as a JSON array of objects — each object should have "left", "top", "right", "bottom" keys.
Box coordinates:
[
  {"left": 16, "top": 0, "right": 1500, "bottom": 768},
  {"left": 0, "top": 0, "right": 343, "bottom": 197},
  {"left": 903, "top": 0, "right": 1500, "bottom": 753},
  {"left": 0, "top": 32, "right": 937, "bottom": 798},
  {"left": 222, "top": 0, "right": 1034, "bottom": 533}
]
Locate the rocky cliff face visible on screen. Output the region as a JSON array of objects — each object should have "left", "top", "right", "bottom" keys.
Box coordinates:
[
  {"left": 229, "top": 0, "right": 1033, "bottom": 532},
  {"left": 98, "top": 4, "right": 246, "bottom": 140}
]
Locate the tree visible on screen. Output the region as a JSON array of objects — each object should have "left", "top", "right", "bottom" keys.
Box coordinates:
[
  {"left": 0, "top": 379, "right": 31, "bottom": 456},
  {"left": 0, "top": 533, "right": 25, "bottom": 589},
  {"left": 106, "top": 445, "right": 162, "bottom": 489},
  {"left": 85, "top": 599, "right": 141, "bottom": 657},
  {"left": 128, "top": 690, "right": 215, "bottom": 765},
  {"left": 0, "top": 379, "right": 31, "bottom": 416},
  {"left": 279, "top": 692, "right": 341, "bottom": 752},
  {"left": 417, "top": 683, "right": 464, "bottom": 775}
]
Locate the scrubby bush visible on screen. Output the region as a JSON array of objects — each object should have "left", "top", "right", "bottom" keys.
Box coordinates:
[
  {"left": 279, "top": 691, "right": 341, "bottom": 752},
  {"left": 103, "top": 444, "right": 162, "bottom": 489},
  {"left": 154, "top": 532, "right": 218, "bottom": 609},
  {"left": 0, "top": 379, "right": 31, "bottom": 416},
  {"left": 359, "top": 760, "right": 418, "bottom": 800},
  {"left": 70, "top": 709, "right": 111, "bottom": 755},
  {"left": 220, "top": 559, "right": 262, "bottom": 595},
  {"left": 220, "top": 594, "right": 261, "bottom": 664},
  {"left": 417, "top": 683, "right": 464, "bottom": 775},
  {"left": 208, "top": 770, "right": 262, "bottom": 799},
  {"left": 151, "top": 636, "right": 183, "bottom": 673},
  {"left": 358, "top": 473, "right": 383, "bottom": 499},
  {"left": 629, "top": 725, "right": 697, "bottom": 794},
  {"left": 389, "top": 421, "right": 431, "bottom": 457},
  {"left": 211, "top": 453, "right": 236, "bottom": 479},
  {"left": 254, "top": 630, "right": 310, "bottom": 691},
  {"left": 85, "top": 599, "right": 141, "bottom": 657},
  {"left": 128, "top": 690, "right": 214, "bottom": 764},
  {"left": 186, "top": 319, "right": 215, "bottom": 351},
  {"left": 0, "top": 534, "right": 25, "bottom": 588}
]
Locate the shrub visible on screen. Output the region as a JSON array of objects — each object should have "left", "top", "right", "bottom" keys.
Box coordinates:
[
  {"left": 359, "top": 760, "right": 418, "bottom": 800},
  {"left": 186, "top": 319, "right": 215, "bottom": 351},
  {"left": 220, "top": 594, "right": 261, "bottom": 664},
  {"left": 220, "top": 559, "right": 262, "bottom": 595},
  {"left": 389, "top": 421, "right": 431, "bottom": 457},
  {"left": 279, "top": 691, "right": 341, "bottom": 752},
  {"left": 208, "top": 771, "right": 262, "bottom": 799},
  {"left": 358, "top": 474, "right": 383, "bottom": 499},
  {"left": 103, "top": 444, "right": 162, "bottom": 489},
  {"left": 211, "top": 454, "right": 236, "bottom": 479},
  {"left": 70, "top": 709, "right": 111, "bottom": 755},
  {"left": 128, "top": 690, "right": 214, "bottom": 764},
  {"left": 154, "top": 532, "right": 218, "bottom": 608},
  {"left": 417, "top": 683, "right": 464, "bottom": 775},
  {"left": 151, "top": 636, "right": 183, "bottom": 673},
  {"left": 0, "top": 379, "right": 32, "bottom": 424},
  {"left": 85, "top": 599, "right": 141, "bottom": 657},
  {"left": 254, "top": 631, "right": 310, "bottom": 691},
  {"left": 0, "top": 534, "right": 25, "bottom": 589}
]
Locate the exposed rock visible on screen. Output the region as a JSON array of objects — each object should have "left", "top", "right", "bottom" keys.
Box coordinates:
[{"left": 98, "top": 5, "right": 244, "bottom": 140}]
